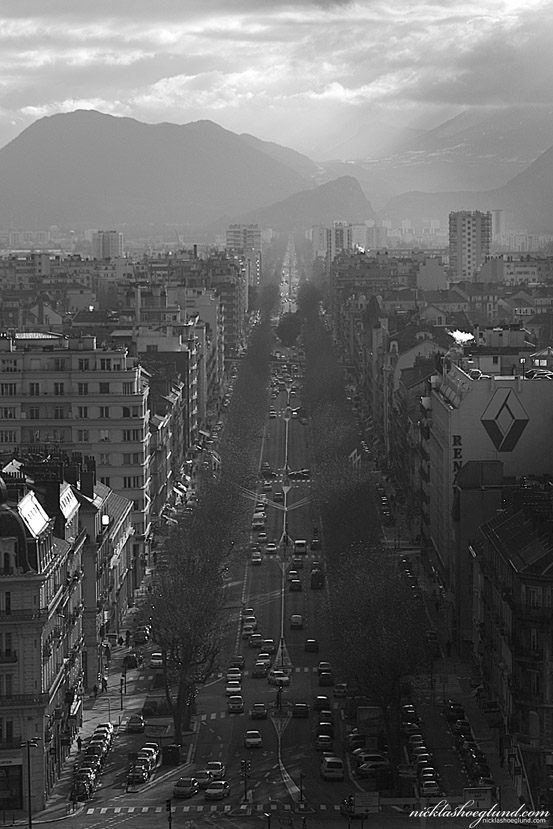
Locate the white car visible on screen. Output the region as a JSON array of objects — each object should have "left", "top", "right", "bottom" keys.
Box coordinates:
[
  {"left": 225, "top": 680, "right": 242, "bottom": 696},
  {"left": 244, "top": 730, "right": 263, "bottom": 748},
  {"left": 149, "top": 652, "right": 163, "bottom": 669},
  {"left": 265, "top": 543, "right": 278, "bottom": 554},
  {"left": 251, "top": 551, "right": 262, "bottom": 565},
  {"left": 268, "top": 669, "right": 290, "bottom": 686},
  {"left": 206, "top": 761, "right": 226, "bottom": 780}
]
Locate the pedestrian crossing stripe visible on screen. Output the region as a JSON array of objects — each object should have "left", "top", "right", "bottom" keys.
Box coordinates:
[{"left": 85, "top": 803, "right": 342, "bottom": 815}]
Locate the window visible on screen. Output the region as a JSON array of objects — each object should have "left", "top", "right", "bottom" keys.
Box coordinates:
[
  {"left": 99, "top": 406, "right": 110, "bottom": 418},
  {"left": 0, "top": 384, "right": 16, "bottom": 396},
  {"left": 123, "top": 476, "right": 142, "bottom": 488},
  {"left": 122, "top": 406, "right": 139, "bottom": 418},
  {"left": 77, "top": 430, "right": 89, "bottom": 442},
  {"left": 492, "top": 356, "right": 499, "bottom": 365},
  {"left": 29, "top": 407, "right": 39, "bottom": 420},
  {"left": 123, "top": 382, "right": 134, "bottom": 394},
  {"left": 0, "top": 431, "right": 16, "bottom": 444},
  {"left": 54, "top": 382, "right": 64, "bottom": 396},
  {"left": 77, "top": 407, "right": 88, "bottom": 419},
  {"left": 123, "top": 429, "right": 141, "bottom": 442},
  {"left": 99, "top": 383, "right": 110, "bottom": 395},
  {"left": 78, "top": 359, "right": 89, "bottom": 371},
  {"left": 0, "top": 407, "right": 15, "bottom": 419},
  {"left": 100, "top": 359, "right": 111, "bottom": 371},
  {"left": 3, "top": 675, "right": 12, "bottom": 697},
  {"left": 123, "top": 453, "right": 141, "bottom": 464},
  {"left": 54, "top": 407, "right": 65, "bottom": 420},
  {"left": 53, "top": 359, "right": 65, "bottom": 371},
  {"left": 78, "top": 383, "right": 88, "bottom": 396},
  {"left": 1, "top": 592, "right": 10, "bottom": 614},
  {"left": 99, "top": 429, "right": 110, "bottom": 442},
  {"left": 1, "top": 359, "right": 17, "bottom": 373},
  {"left": 99, "top": 477, "right": 111, "bottom": 486}
]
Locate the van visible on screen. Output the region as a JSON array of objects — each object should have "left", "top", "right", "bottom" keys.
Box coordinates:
[
  {"left": 320, "top": 756, "right": 344, "bottom": 780},
  {"left": 294, "top": 539, "right": 307, "bottom": 555},
  {"left": 290, "top": 614, "right": 303, "bottom": 630}
]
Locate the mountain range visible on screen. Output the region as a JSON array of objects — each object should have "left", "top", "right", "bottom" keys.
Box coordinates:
[{"left": 1, "top": 107, "right": 553, "bottom": 234}]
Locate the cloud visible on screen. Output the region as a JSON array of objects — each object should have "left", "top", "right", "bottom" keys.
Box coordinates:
[{"left": 0, "top": 0, "right": 550, "bottom": 153}]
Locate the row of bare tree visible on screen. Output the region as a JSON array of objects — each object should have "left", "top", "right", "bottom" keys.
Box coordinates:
[{"left": 144, "top": 319, "right": 274, "bottom": 740}]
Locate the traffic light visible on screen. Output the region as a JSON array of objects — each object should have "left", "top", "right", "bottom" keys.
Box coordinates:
[
  {"left": 240, "top": 759, "right": 246, "bottom": 775},
  {"left": 166, "top": 798, "right": 171, "bottom": 812},
  {"left": 246, "top": 760, "right": 252, "bottom": 774}
]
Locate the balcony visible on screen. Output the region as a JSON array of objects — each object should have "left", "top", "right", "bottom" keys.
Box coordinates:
[
  {"left": 0, "top": 739, "right": 22, "bottom": 751},
  {"left": 0, "top": 650, "right": 17, "bottom": 663},
  {"left": 0, "top": 693, "right": 48, "bottom": 708},
  {"left": 0, "top": 607, "right": 48, "bottom": 621}
]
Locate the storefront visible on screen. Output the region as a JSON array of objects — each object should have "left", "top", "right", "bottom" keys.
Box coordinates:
[{"left": 0, "top": 759, "right": 23, "bottom": 811}]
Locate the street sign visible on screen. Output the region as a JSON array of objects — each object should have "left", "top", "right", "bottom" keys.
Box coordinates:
[{"left": 463, "top": 787, "right": 496, "bottom": 809}]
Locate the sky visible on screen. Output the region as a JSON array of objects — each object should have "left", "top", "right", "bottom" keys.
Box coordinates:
[{"left": 0, "top": 0, "right": 551, "bottom": 158}]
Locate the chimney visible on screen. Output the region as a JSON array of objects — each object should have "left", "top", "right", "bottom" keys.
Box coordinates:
[
  {"left": 44, "top": 481, "right": 64, "bottom": 537},
  {"left": 64, "top": 464, "right": 80, "bottom": 487},
  {"left": 81, "top": 470, "right": 96, "bottom": 499}
]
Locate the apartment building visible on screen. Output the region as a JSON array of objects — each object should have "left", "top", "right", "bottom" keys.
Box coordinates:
[
  {"left": 0, "top": 476, "right": 84, "bottom": 812},
  {"left": 0, "top": 332, "right": 151, "bottom": 575},
  {"left": 91, "top": 231, "right": 124, "bottom": 261},
  {"left": 448, "top": 210, "right": 492, "bottom": 281}
]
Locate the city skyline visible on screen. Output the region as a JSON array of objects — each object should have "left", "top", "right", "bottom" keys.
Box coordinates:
[{"left": 0, "top": 0, "right": 551, "bottom": 158}]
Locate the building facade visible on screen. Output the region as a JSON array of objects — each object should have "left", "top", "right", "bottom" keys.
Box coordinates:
[{"left": 448, "top": 210, "right": 492, "bottom": 281}]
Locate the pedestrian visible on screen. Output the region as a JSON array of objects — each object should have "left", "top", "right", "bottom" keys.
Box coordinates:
[
  {"left": 105, "top": 644, "right": 111, "bottom": 662},
  {"left": 102, "top": 675, "right": 108, "bottom": 693},
  {"left": 446, "top": 640, "right": 452, "bottom": 658},
  {"left": 77, "top": 735, "right": 82, "bottom": 752},
  {"left": 93, "top": 684, "right": 98, "bottom": 699},
  {"left": 125, "top": 629, "right": 131, "bottom": 647},
  {"left": 118, "top": 636, "right": 124, "bottom": 647}
]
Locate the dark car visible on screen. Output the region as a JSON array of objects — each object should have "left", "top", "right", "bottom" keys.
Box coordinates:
[
  {"left": 292, "top": 703, "right": 309, "bottom": 718},
  {"left": 71, "top": 780, "right": 92, "bottom": 801},
  {"left": 313, "top": 695, "right": 331, "bottom": 711},
  {"left": 304, "top": 639, "right": 319, "bottom": 653},
  {"left": 319, "top": 672, "right": 334, "bottom": 687},
  {"left": 310, "top": 538, "right": 321, "bottom": 550}
]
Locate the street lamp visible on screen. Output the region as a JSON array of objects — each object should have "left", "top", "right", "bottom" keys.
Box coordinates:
[
  {"left": 263, "top": 813, "right": 271, "bottom": 829},
  {"left": 20, "top": 739, "right": 39, "bottom": 829}
]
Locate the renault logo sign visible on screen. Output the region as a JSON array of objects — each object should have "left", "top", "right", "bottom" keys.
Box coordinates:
[{"left": 481, "top": 389, "right": 529, "bottom": 452}]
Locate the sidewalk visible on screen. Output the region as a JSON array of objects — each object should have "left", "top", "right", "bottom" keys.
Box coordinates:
[{"left": 14, "top": 573, "right": 158, "bottom": 823}]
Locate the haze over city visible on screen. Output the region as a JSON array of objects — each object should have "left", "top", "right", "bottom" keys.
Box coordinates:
[{"left": 1, "top": 0, "right": 551, "bottom": 158}]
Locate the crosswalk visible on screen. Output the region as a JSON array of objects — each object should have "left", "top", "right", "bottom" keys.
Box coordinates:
[
  {"left": 215, "top": 666, "right": 330, "bottom": 679},
  {"left": 85, "top": 802, "right": 343, "bottom": 815}
]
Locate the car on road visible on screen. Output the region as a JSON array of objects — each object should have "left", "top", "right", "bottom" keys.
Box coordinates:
[
  {"left": 241, "top": 607, "right": 255, "bottom": 619},
  {"left": 244, "top": 730, "right": 263, "bottom": 748},
  {"left": 256, "top": 652, "right": 272, "bottom": 667},
  {"left": 143, "top": 742, "right": 160, "bottom": 763},
  {"left": 126, "top": 714, "right": 145, "bottom": 733},
  {"left": 292, "top": 556, "right": 304, "bottom": 569},
  {"left": 261, "top": 639, "right": 276, "bottom": 653},
  {"left": 242, "top": 615, "right": 257, "bottom": 629},
  {"left": 420, "top": 780, "right": 440, "bottom": 797},
  {"left": 317, "top": 661, "right": 332, "bottom": 675},
  {"left": 228, "top": 695, "right": 244, "bottom": 713},
  {"left": 194, "top": 770, "right": 213, "bottom": 789},
  {"left": 287, "top": 569, "right": 299, "bottom": 582},
  {"left": 274, "top": 491, "right": 284, "bottom": 502},
  {"left": 173, "top": 777, "right": 199, "bottom": 798},
  {"left": 265, "top": 542, "right": 278, "bottom": 554},
  {"left": 206, "top": 761, "right": 226, "bottom": 780},
  {"left": 313, "top": 695, "right": 331, "bottom": 711},
  {"left": 249, "top": 633, "right": 263, "bottom": 648},
  {"left": 149, "top": 652, "right": 163, "bottom": 669},
  {"left": 310, "top": 537, "right": 322, "bottom": 550},
  {"left": 205, "top": 780, "right": 231, "bottom": 800},
  {"left": 226, "top": 667, "right": 242, "bottom": 681},
  {"left": 289, "top": 579, "right": 302, "bottom": 592},
  {"left": 127, "top": 765, "right": 149, "bottom": 785},
  {"left": 290, "top": 614, "right": 303, "bottom": 629},
  {"left": 225, "top": 680, "right": 242, "bottom": 696},
  {"left": 334, "top": 683, "right": 348, "bottom": 698},
  {"left": 304, "top": 638, "right": 319, "bottom": 652},
  {"left": 251, "top": 703, "right": 268, "bottom": 720},
  {"left": 242, "top": 624, "right": 255, "bottom": 639},
  {"left": 229, "top": 655, "right": 246, "bottom": 670},
  {"left": 250, "top": 551, "right": 262, "bottom": 565},
  {"left": 257, "top": 530, "right": 269, "bottom": 540},
  {"left": 315, "top": 734, "right": 333, "bottom": 751},
  {"left": 292, "top": 703, "right": 309, "bottom": 718},
  {"left": 269, "top": 410, "right": 277, "bottom": 418},
  {"left": 319, "top": 672, "right": 334, "bottom": 687},
  {"left": 252, "top": 661, "right": 269, "bottom": 678},
  {"left": 268, "top": 669, "right": 290, "bottom": 686}
]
